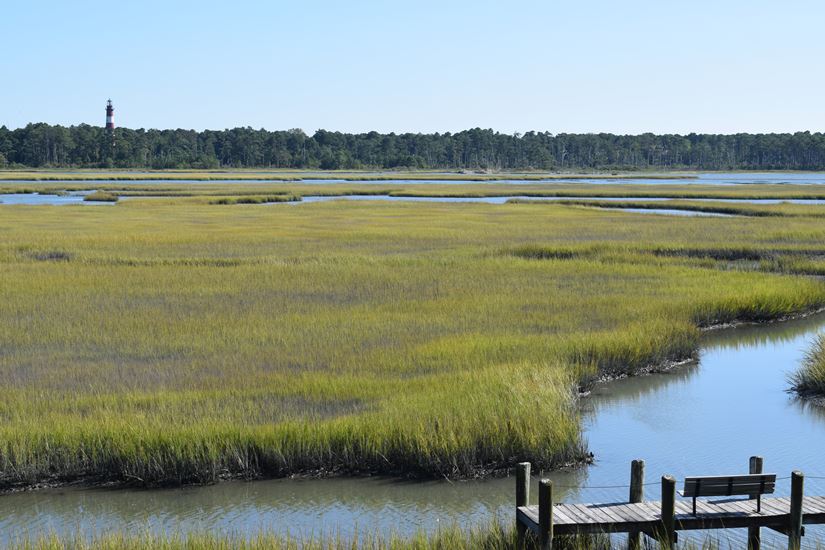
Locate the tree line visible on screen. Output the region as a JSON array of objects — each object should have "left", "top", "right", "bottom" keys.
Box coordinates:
[{"left": 2, "top": 123, "right": 825, "bottom": 171}]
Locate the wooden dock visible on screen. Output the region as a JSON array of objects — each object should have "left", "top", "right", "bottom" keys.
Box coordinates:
[{"left": 515, "top": 458, "right": 819, "bottom": 550}]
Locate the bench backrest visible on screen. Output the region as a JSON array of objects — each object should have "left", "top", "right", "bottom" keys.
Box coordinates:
[{"left": 683, "top": 474, "right": 776, "bottom": 498}]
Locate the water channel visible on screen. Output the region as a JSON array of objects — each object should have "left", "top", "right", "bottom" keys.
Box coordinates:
[
  {"left": 5, "top": 171, "right": 825, "bottom": 187},
  {"left": 3, "top": 313, "right": 825, "bottom": 547},
  {"left": 0, "top": 192, "right": 114, "bottom": 205},
  {"left": 7, "top": 192, "right": 824, "bottom": 219}
]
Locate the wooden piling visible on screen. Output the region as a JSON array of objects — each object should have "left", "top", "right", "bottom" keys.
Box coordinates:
[
  {"left": 628, "top": 459, "right": 645, "bottom": 550},
  {"left": 516, "top": 462, "right": 530, "bottom": 549},
  {"left": 749, "top": 456, "right": 764, "bottom": 550},
  {"left": 539, "top": 479, "right": 554, "bottom": 550},
  {"left": 789, "top": 471, "right": 804, "bottom": 550},
  {"left": 660, "top": 475, "right": 676, "bottom": 550}
]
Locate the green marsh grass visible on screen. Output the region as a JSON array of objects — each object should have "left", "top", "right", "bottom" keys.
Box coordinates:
[
  {"left": 83, "top": 191, "right": 119, "bottom": 202},
  {"left": 9, "top": 180, "right": 825, "bottom": 202},
  {"left": 1, "top": 195, "right": 825, "bottom": 486},
  {"left": 516, "top": 198, "right": 825, "bottom": 218},
  {"left": 209, "top": 194, "right": 301, "bottom": 205},
  {"left": 4, "top": 524, "right": 613, "bottom": 550}
]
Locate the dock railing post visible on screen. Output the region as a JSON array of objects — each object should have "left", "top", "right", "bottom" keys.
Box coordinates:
[
  {"left": 628, "top": 459, "right": 645, "bottom": 550},
  {"left": 516, "top": 462, "right": 531, "bottom": 549},
  {"left": 660, "top": 475, "right": 677, "bottom": 550},
  {"left": 539, "top": 479, "right": 554, "bottom": 550},
  {"left": 788, "top": 471, "right": 804, "bottom": 550},
  {"left": 749, "top": 456, "right": 764, "bottom": 550}
]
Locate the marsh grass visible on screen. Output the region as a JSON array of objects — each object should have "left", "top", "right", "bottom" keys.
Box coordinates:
[
  {"left": 10, "top": 179, "right": 825, "bottom": 202},
  {"left": 210, "top": 194, "right": 301, "bottom": 205},
  {"left": 83, "top": 191, "right": 119, "bottom": 202},
  {"left": 507, "top": 198, "right": 825, "bottom": 218},
  {"left": 1, "top": 194, "right": 825, "bottom": 486},
  {"left": 8, "top": 526, "right": 819, "bottom": 550},
  {"left": 5, "top": 528, "right": 591, "bottom": 550}
]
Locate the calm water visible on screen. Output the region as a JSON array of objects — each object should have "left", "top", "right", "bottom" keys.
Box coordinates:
[
  {"left": 0, "top": 192, "right": 114, "bottom": 205},
  {"left": 3, "top": 192, "right": 825, "bottom": 210},
  {"left": 5, "top": 171, "right": 825, "bottom": 186},
  {"left": 295, "top": 195, "right": 822, "bottom": 206},
  {"left": 227, "top": 172, "right": 825, "bottom": 185},
  {"left": 3, "top": 314, "right": 825, "bottom": 546},
  {"left": 572, "top": 173, "right": 825, "bottom": 186},
  {"left": 295, "top": 197, "right": 739, "bottom": 217},
  {"left": 603, "top": 208, "right": 735, "bottom": 217}
]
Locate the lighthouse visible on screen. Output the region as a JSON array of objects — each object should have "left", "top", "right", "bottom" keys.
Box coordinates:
[{"left": 105, "top": 99, "right": 115, "bottom": 130}]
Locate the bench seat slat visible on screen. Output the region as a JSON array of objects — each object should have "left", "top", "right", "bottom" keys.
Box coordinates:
[
  {"left": 682, "top": 474, "right": 776, "bottom": 499},
  {"left": 683, "top": 484, "right": 775, "bottom": 496},
  {"left": 683, "top": 474, "right": 777, "bottom": 484}
]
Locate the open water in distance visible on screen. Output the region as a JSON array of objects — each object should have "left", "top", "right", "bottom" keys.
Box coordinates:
[
  {"left": 2, "top": 314, "right": 825, "bottom": 546},
  {"left": 0, "top": 192, "right": 114, "bottom": 205},
  {"left": 5, "top": 171, "right": 825, "bottom": 186}
]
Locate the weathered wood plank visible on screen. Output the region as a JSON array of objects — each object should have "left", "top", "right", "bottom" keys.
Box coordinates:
[
  {"left": 612, "top": 503, "right": 652, "bottom": 523},
  {"left": 569, "top": 503, "right": 609, "bottom": 524},
  {"left": 517, "top": 506, "right": 537, "bottom": 525},
  {"left": 636, "top": 501, "right": 663, "bottom": 519},
  {"left": 804, "top": 496, "right": 825, "bottom": 513},
  {"left": 592, "top": 503, "right": 630, "bottom": 524},
  {"left": 551, "top": 505, "right": 576, "bottom": 525},
  {"left": 758, "top": 499, "right": 788, "bottom": 516},
  {"left": 517, "top": 495, "right": 825, "bottom": 536},
  {"left": 554, "top": 505, "right": 585, "bottom": 524}
]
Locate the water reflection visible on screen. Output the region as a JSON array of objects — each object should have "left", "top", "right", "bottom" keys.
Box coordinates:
[
  {"left": 701, "top": 313, "right": 825, "bottom": 351},
  {"left": 583, "top": 362, "right": 700, "bottom": 412}
]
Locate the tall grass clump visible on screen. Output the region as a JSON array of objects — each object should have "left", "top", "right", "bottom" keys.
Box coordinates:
[
  {"left": 790, "top": 333, "right": 825, "bottom": 398},
  {"left": 210, "top": 194, "right": 301, "bottom": 205},
  {"left": 83, "top": 191, "right": 119, "bottom": 202}
]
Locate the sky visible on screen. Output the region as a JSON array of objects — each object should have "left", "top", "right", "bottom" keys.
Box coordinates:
[{"left": 2, "top": 0, "right": 824, "bottom": 135}]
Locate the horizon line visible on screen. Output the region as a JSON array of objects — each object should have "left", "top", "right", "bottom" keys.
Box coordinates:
[{"left": 3, "top": 122, "right": 825, "bottom": 137}]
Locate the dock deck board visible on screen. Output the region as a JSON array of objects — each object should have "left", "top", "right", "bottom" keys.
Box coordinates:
[{"left": 518, "top": 496, "right": 825, "bottom": 535}]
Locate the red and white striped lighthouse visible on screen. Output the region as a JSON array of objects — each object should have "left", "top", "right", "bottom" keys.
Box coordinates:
[{"left": 105, "top": 99, "right": 115, "bottom": 130}]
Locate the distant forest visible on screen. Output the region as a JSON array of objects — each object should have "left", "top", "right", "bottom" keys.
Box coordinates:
[{"left": 3, "top": 123, "right": 825, "bottom": 171}]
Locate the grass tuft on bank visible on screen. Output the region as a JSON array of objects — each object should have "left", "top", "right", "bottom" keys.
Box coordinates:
[
  {"left": 790, "top": 333, "right": 825, "bottom": 398},
  {"left": 210, "top": 194, "right": 301, "bottom": 205},
  {"left": 83, "top": 191, "right": 119, "bottom": 202}
]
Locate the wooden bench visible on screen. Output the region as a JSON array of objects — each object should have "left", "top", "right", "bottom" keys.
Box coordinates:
[{"left": 681, "top": 474, "right": 776, "bottom": 515}]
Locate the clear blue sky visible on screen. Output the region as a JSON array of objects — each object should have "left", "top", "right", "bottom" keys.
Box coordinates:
[{"left": 3, "top": 0, "right": 824, "bottom": 134}]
